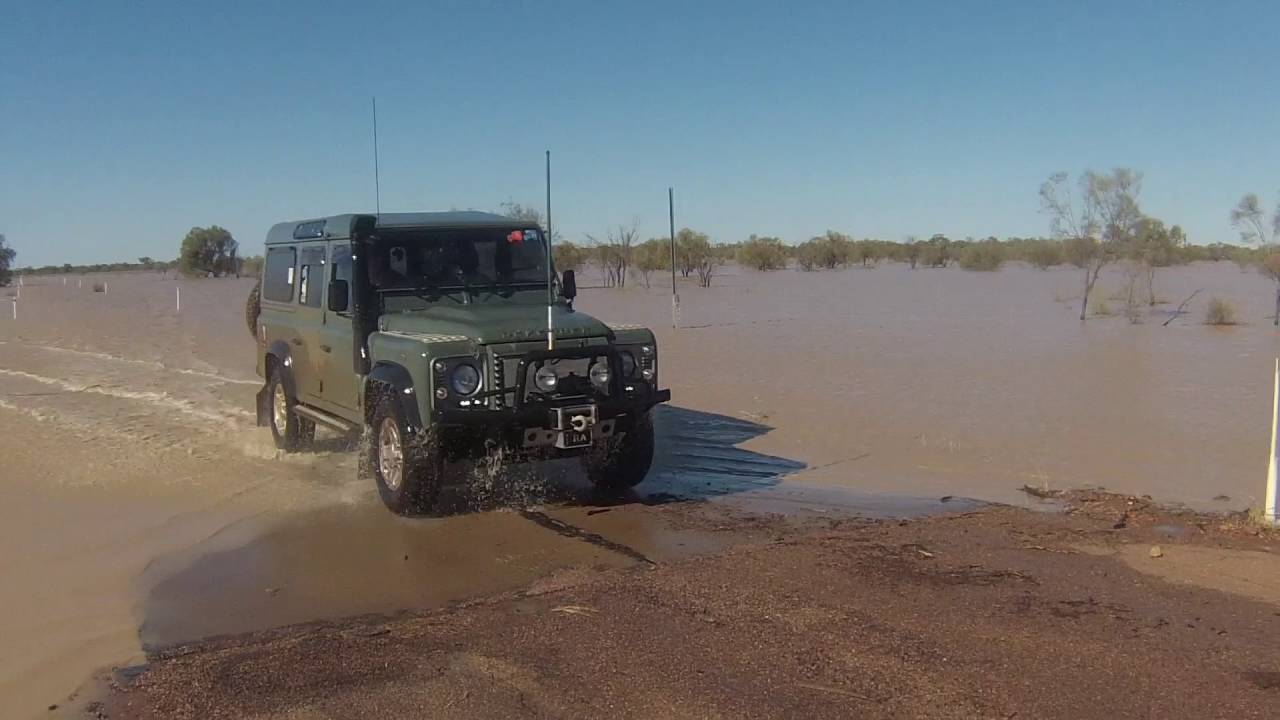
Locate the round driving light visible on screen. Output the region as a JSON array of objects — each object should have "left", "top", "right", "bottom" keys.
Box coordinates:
[
  {"left": 589, "top": 361, "right": 611, "bottom": 389},
  {"left": 535, "top": 364, "right": 558, "bottom": 392},
  {"left": 433, "top": 360, "right": 447, "bottom": 374},
  {"left": 449, "top": 363, "right": 481, "bottom": 396},
  {"left": 619, "top": 351, "right": 637, "bottom": 377},
  {"left": 434, "top": 386, "right": 448, "bottom": 400},
  {"left": 641, "top": 367, "right": 655, "bottom": 381},
  {"left": 640, "top": 345, "right": 653, "bottom": 357}
]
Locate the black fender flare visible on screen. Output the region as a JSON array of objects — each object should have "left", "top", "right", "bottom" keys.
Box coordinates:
[
  {"left": 365, "top": 362, "right": 424, "bottom": 433},
  {"left": 256, "top": 340, "right": 299, "bottom": 426}
]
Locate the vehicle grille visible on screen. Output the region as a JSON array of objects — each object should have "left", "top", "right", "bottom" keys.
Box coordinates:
[{"left": 489, "top": 343, "right": 610, "bottom": 409}]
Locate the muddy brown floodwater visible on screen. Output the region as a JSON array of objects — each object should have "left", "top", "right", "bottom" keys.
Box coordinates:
[{"left": 0, "top": 260, "right": 1274, "bottom": 717}]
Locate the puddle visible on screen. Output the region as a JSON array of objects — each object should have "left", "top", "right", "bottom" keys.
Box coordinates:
[
  {"left": 136, "top": 501, "right": 729, "bottom": 651},
  {"left": 137, "top": 403, "right": 979, "bottom": 652}
]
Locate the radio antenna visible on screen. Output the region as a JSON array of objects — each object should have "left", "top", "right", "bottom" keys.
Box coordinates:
[
  {"left": 372, "top": 97, "right": 382, "bottom": 216},
  {"left": 545, "top": 149, "right": 555, "bottom": 350}
]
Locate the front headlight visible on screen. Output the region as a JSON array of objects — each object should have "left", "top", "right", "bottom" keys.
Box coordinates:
[
  {"left": 535, "top": 364, "right": 558, "bottom": 392},
  {"left": 449, "top": 363, "right": 481, "bottom": 396},
  {"left": 589, "top": 360, "right": 610, "bottom": 390}
]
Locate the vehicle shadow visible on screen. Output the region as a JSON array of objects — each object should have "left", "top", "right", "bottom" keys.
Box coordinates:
[{"left": 435, "top": 404, "right": 806, "bottom": 515}]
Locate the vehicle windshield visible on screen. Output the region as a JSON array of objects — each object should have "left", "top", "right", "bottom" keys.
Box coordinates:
[{"left": 368, "top": 227, "right": 549, "bottom": 291}]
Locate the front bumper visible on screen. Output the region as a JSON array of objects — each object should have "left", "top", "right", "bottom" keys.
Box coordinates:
[{"left": 434, "top": 388, "right": 670, "bottom": 430}]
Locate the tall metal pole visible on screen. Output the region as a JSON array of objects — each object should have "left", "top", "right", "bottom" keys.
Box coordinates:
[
  {"left": 669, "top": 187, "right": 679, "bottom": 329},
  {"left": 546, "top": 150, "right": 555, "bottom": 350},
  {"left": 372, "top": 97, "right": 381, "bottom": 216}
]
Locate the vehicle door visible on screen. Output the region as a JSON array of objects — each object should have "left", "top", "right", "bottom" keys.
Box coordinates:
[
  {"left": 318, "top": 242, "right": 358, "bottom": 412},
  {"left": 293, "top": 244, "right": 327, "bottom": 402}
]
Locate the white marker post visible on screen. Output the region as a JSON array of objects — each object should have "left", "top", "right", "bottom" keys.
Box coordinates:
[
  {"left": 11, "top": 300, "right": 15, "bottom": 321},
  {"left": 176, "top": 286, "right": 181, "bottom": 312},
  {"left": 1266, "top": 358, "right": 1280, "bottom": 525}
]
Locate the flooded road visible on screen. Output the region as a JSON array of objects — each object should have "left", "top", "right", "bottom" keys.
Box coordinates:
[{"left": 0, "top": 261, "right": 1269, "bottom": 716}]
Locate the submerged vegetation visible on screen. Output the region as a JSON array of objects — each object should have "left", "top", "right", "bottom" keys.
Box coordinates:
[{"left": 1205, "top": 297, "right": 1238, "bottom": 326}]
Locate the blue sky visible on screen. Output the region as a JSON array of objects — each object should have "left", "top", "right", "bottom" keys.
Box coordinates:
[{"left": 2, "top": 0, "right": 1277, "bottom": 266}]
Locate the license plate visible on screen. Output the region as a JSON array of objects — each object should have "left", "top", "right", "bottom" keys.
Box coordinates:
[{"left": 558, "top": 429, "right": 592, "bottom": 449}]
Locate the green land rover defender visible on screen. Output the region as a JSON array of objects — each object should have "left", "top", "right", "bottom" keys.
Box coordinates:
[{"left": 253, "top": 212, "right": 671, "bottom": 514}]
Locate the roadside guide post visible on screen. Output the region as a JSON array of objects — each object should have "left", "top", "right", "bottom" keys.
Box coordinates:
[
  {"left": 176, "top": 286, "right": 181, "bottom": 313},
  {"left": 1266, "top": 358, "right": 1279, "bottom": 525},
  {"left": 669, "top": 187, "right": 679, "bottom": 329}
]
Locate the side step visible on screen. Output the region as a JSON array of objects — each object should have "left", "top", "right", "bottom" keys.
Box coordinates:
[{"left": 294, "top": 404, "right": 359, "bottom": 434}]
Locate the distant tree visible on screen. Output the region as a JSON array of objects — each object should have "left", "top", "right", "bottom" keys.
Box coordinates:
[
  {"left": 1128, "top": 217, "right": 1184, "bottom": 306},
  {"left": 0, "top": 234, "right": 14, "bottom": 287},
  {"left": 1041, "top": 169, "right": 1142, "bottom": 320},
  {"left": 239, "top": 255, "right": 265, "bottom": 277},
  {"left": 904, "top": 236, "right": 923, "bottom": 269},
  {"left": 737, "top": 235, "right": 788, "bottom": 271},
  {"left": 586, "top": 221, "right": 639, "bottom": 289},
  {"left": 553, "top": 241, "right": 587, "bottom": 274},
  {"left": 1026, "top": 239, "right": 1065, "bottom": 269},
  {"left": 1231, "top": 192, "right": 1280, "bottom": 324},
  {"left": 921, "top": 234, "right": 952, "bottom": 268},
  {"left": 499, "top": 200, "right": 562, "bottom": 244},
  {"left": 632, "top": 239, "right": 669, "bottom": 288},
  {"left": 179, "top": 226, "right": 238, "bottom": 277},
  {"left": 958, "top": 239, "right": 1006, "bottom": 271},
  {"left": 675, "top": 228, "right": 710, "bottom": 278}
]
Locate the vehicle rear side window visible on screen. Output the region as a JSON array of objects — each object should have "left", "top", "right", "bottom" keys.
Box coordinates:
[
  {"left": 263, "top": 247, "right": 296, "bottom": 302},
  {"left": 298, "top": 247, "right": 325, "bottom": 308},
  {"left": 330, "top": 244, "right": 351, "bottom": 310}
]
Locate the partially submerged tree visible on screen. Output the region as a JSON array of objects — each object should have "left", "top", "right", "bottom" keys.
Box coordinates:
[
  {"left": 499, "top": 201, "right": 562, "bottom": 244},
  {"left": 586, "top": 221, "right": 639, "bottom": 289},
  {"left": 1230, "top": 193, "right": 1280, "bottom": 325},
  {"left": 179, "top": 226, "right": 239, "bottom": 277},
  {"left": 553, "top": 241, "right": 587, "bottom": 274},
  {"left": 1041, "top": 169, "right": 1142, "bottom": 320},
  {"left": 0, "top": 234, "right": 15, "bottom": 287},
  {"left": 737, "top": 235, "right": 788, "bottom": 271},
  {"left": 632, "top": 239, "right": 669, "bottom": 288},
  {"left": 1128, "top": 217, "right": 1184, "bottom": 307}
]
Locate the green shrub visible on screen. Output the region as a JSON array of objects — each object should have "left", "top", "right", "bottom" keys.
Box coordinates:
[
  {"left": 1026, "top": 240, "right": 1065, "bottom": 269},
  {"left": 958, "top": 241, "right": 1006, "bottom": 271},
  {"left": 1205, "top": 297, "right": 1237, "bottom": 325},
  {"left": 737, "top": 235, "right": 788, "bottom": 271}
]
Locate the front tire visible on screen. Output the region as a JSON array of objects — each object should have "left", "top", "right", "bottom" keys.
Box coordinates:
[
  {"left": 581, "top": 410, "right": 655, "bottom": 492},
  {"left": 366, "top": 393, "right": 441, "bottom": 515},
  {"left": 267, "top": 368, "right": 312, "bottom": 451}
]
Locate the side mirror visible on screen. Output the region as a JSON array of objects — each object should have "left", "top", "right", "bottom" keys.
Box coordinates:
[
  {"left": 561, "top": 270, "right": 577, "bottom": 300},
  {"left": 328, "top": 280, "right": 349, "bottom": 312}
]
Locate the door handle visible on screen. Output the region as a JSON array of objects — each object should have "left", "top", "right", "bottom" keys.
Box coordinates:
[
  {"left": 290, "top": 338, "right": 302, "bottom": 346},
  {"left": 320, "top": 344, "right": 332, "bottom": 353}
]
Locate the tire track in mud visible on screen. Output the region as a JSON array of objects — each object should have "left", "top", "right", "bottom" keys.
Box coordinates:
[{"left": 0, "top": 341, "right": 265, "bottom": 461}]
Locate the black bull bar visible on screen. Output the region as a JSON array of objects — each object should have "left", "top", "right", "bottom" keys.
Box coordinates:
[{"left": 433, "top": 345, "right": 670, "bottom": 429}]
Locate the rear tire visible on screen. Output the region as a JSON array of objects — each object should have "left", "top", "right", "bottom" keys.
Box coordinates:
[
  {"left": 245, "top": 279, "right": 261, "bottom": 339},
  {"left": 581, "top": 410, "right": 655, "bottom": 492},
  {"left": 366, "top": 392, "right": 441, "bottom": 515}
]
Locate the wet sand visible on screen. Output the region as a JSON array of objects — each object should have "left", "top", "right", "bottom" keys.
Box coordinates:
[
  {"left": 89, "top": 492, "right": 1280, "bottom": 719},
  {"left": 0, "top": 262, "right": 1276, "bottom": 716}
]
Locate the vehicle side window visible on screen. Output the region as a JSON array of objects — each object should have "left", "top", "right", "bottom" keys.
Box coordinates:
[
  {"left": 331, "top": 244, "right": 352, "bottom": 310},
  {"left": 298, "top": 247, "right": 325, "bottom": 308},
  {"left": 263, "top": 247, "right": 296, "bottom": 302}
]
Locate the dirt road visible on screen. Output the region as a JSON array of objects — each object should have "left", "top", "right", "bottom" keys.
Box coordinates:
[{"left": 87, "top": 492, "right": 1280, "bottom": 719}]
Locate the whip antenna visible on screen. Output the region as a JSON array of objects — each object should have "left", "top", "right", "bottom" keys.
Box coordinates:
[
  {"left": 372, "top": 97, "right": 381, "bottom": 216},
  {"left": 545, "top": 150, "right": 555, "bottom": 350}
]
